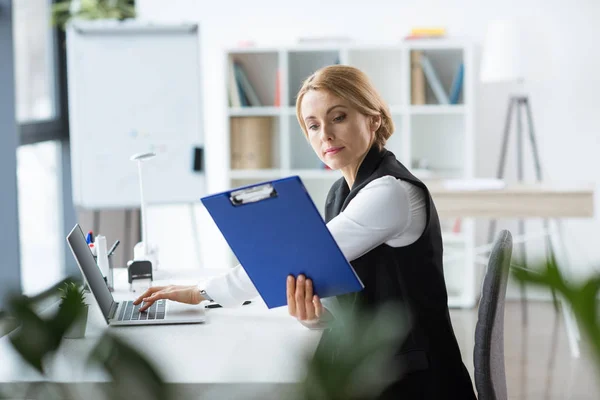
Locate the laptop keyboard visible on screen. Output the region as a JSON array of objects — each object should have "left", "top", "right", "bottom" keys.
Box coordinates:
[{"left": 117, "top": 299, "right": 166, "bottom": 321}]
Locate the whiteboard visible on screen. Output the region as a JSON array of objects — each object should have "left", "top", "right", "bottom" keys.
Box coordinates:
[{"left": 66, "top": 20, "right": 205, "bottom": 209}]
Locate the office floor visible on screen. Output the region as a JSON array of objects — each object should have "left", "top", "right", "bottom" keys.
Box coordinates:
[{"left": 451, "top": 301, "right": 600, "bottom": 400}]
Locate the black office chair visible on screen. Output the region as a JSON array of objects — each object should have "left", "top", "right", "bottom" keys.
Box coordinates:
[{"left": 474, "top": 230, "right": 513, "bottom": 400}]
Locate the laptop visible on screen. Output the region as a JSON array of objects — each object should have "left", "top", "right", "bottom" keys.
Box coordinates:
[{"left": 66, "top": 224, "right": 205, "bottom": 326}]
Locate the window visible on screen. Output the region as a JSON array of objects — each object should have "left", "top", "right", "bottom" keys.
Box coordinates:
[
  {"left": 17, "top": 141, "right": 64, "bottom": 296},
  {"left": 0, "top": 0, "right": 74, "bottom": 305},
  {"left": 12, "top": 0, "right": 57, "bottom": 122}
]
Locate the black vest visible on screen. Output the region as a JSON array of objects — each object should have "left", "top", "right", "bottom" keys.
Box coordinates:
[{"left": 322, "top": 146, "right": 476, "bottom": 398}]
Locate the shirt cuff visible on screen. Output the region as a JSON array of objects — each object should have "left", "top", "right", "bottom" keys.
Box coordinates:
[
  {"left": 201, "top": 264, "right": 259, "bottom": 308},
  {"left": 298, "top": 298, "right": 339, "bottom": 330}
]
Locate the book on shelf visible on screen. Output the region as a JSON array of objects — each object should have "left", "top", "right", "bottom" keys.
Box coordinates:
[
  {"left": 405, "top": 27, "right": 446, "bottom": 40},
  {"left": 228, "top": 58, "right": 263, "bottom": 107},
  {"left": 419, "top": 53, "right": 449, "bottom": 104},
  {"left": 449, "top": 63, "right": 464, "bottom": 104},
  {"left": 452, "top": 218, "right": 462, "bottom": 234},
  {"left": 274, "top": 69, "right": 281, "bottom": 107},
  {"left": 411, "top": 50, "right": 426, "bottom": 105},
  {"left": 412, "top": 53, "right": 464, "bottom": 105},
  {"left": 228, "top": 58, "right": 241, "bottom": 107}
]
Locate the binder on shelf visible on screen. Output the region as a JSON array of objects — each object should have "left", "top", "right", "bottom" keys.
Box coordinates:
[
  {"left": 234, "top": 62, "right": 262, "bottom": 107},
  {"left": 228, "top": 58, "right": 241, "bottom": 107},
  {"left": 449, "top": 63, "right": 464, "bottom": 104},
  {"left": 228, "top": 58, "right": 262, "bottom": 107},
  {"left": 201, "top": 176, "right": 364, "bottom": 309},
  {"left": 420, "top": 53, "right": 450, "bottom": 104}
]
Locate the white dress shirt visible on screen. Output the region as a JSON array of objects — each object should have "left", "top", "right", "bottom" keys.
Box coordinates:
[{"left": 202, "top": 175, "right": 427, "bottom": 326}]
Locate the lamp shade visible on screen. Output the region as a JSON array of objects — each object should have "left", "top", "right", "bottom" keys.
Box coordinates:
[{"left": 480, "top": 19, "right": 524, "bottom": 83}]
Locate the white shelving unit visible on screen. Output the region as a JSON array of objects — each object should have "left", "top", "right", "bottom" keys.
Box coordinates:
[{"left": 224, "top": 40, "right": 477, "bottom": 308}]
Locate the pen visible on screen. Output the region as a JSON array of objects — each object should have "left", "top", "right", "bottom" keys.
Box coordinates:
[
  {"left": 205, "top": 300, "right": 251, "bottom": 309},
  {"left": 108, "top": 240, "right": 121, "bottom": 257}
]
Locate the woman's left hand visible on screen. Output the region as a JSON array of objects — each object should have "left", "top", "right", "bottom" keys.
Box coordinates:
[{"left": 287, "top": 274, "right": 323, "bottom": 321}]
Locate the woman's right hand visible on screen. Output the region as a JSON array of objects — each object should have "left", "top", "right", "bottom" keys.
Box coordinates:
[
  {"left": 287, "top": 274, "right": 324, "bottom": 321},
  {"left": 133, "top": 285, "right": 204, "bottom": 312}
]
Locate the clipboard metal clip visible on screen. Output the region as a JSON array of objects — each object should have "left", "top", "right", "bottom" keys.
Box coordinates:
[{"left": 229, "top": 183, "right": 278, "bottom": 206}]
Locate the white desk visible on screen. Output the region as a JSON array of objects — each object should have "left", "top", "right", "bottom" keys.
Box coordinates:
[
  {"left": 0, "top": 269, "right": 322, "bottom": 398},
  {"left": 426, "top": 181, "right": 595, "bottom": 218}
]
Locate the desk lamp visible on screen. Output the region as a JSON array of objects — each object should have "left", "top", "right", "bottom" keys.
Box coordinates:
[{"left": 130, "top": 152, "right": 159, "bottom": 272}]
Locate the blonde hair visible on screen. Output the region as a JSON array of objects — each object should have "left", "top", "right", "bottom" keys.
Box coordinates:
[{"left": 295, "top": 65, "right": 394, "bottom": 150}]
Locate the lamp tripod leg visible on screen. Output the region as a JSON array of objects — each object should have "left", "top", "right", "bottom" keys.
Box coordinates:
[
  {"left": 515, "top": 98, "right": 528, "bottom": 326},
  {"left": 523, "top": 98, "right": 559, "bottom": 309},
  {"left": 487, "top": 97, "right": 516, "bottom": 245}
]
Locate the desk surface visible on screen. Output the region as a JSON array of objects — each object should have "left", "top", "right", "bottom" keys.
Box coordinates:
[
  {"left": 424, "top": 180, "right": 595, "bottom": 218},
  {"left": 0, "top": 269, "right": 322, "bottom": 385}
]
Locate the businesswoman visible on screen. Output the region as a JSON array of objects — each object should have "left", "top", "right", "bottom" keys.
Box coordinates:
[{"left": 134, "top": 65, "right": 476, "bottom": 399}]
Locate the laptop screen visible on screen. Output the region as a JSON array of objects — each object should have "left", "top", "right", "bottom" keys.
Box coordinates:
[{"left": 66, "top": 224, "right": 114, "bottom": 320}]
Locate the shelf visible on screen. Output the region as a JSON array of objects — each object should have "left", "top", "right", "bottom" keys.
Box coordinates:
[
  {"left": 411, "top": 169, "right": 437, "bottom": 179},
  {"left": 288, "top": 114, "right": 323, "bottom": 169},
  {"left": 442, "top": 232, "right": 467, "bottom": 244},
  {"left": 404, "top": 38, "right": 469, "bottom": 51},
  {"left": 410, "top": 105, "right": 465, "bottom": 115},
  {"left": 346, "top": 48, "right": 404, "bottom": 105},
  {"left": 291, "top": 169, "right": 341, "bottom": 179},
  {"left": 411, "top": 114, "right": 465, "bottom": 176},
  {"left": 389, "top": 105, "right": 407, "bottom": 114},
  {"left": 228, "top": 107, "right": 281, "bottom": 117},
  {"left": 291, "top": 105, "right": 463, "bottom": 116},
  {"left": 412, "top": 168, "right": 464, "bottom": 180},
  {"left": 229, "top": 116, "right": 280, "bottom": 169},
  {"left": 227, "top": 47, "right": 281, "bottom": 54},
  {"left": 229, "top": 169, "right": 282, "bottom": 180},
  {"left": 230, "top": 169, "right": 341, "bottom": 181},
  {"left": 447, "top": 293, "right": 476, "bottom": 308},
  {"left": 225, "top": 42, "right": 475, "bottom": 308},
  {"left": 288, "top": 50, "right": 340, "bottom": 106},
  {"left": 385, "top": 114, "right": 405, "bottom": 160},
  {"left": 228, "top": 52, "right": 279, "bottom": 107},
  {"left": 410, "top": 48, "right": 464, "bottom": 106}
]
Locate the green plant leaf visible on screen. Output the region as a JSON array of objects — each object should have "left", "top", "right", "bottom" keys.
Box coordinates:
[
  {"left": 513, "top": 258, "right": 600, "bottom": 378},
  {"left": 301, "top": 301, "right": 408, "bottom": 400},
  {"left": 5, "top": 281, "right": 86, "bottom": 375},
  {"left": 51, "top": 2, "right": 73, "bottom": 12},
  {"left": 88, "top": 333, "right": 172, "bottom": 400},
  {"left": 50, "top": 0, "right": 136, "bottom": 29},
  {"left": 6, "top": 296, "right": 60, "bottom": 374}
]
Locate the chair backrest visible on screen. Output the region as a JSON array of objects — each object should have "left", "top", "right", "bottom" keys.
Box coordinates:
[{"left": 474, "top": 230, "right": 513, "bottom": 400}]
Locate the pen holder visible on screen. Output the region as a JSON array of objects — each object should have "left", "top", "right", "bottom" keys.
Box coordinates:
[
  {"left": 92, "top": 255, "right": 110, "bottom": 288},
  {"left": 127, "top": 260, "right": 153, "bottom": 292},
  {"left": 107, "top": 254, "right": 115, "bottom": 292}
]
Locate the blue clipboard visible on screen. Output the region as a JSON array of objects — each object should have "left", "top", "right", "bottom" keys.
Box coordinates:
[{"left": 200, "top": 176, "right": 364, "bottom": 309}]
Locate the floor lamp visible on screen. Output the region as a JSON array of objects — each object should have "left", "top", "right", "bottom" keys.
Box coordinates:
[{"left": 480, "top": 19, "right": 558, "bottom": 324}]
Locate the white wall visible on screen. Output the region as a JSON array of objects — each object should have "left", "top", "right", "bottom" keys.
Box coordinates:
[{"left": 137, "top": 0, "right": 600, "bottom": 300}]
